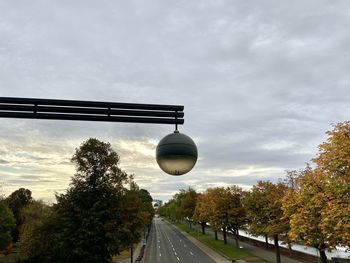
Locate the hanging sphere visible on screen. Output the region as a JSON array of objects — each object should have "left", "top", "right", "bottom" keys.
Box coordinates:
[{"left": 156, "top": 131, "right": 198, "bottom": 176}]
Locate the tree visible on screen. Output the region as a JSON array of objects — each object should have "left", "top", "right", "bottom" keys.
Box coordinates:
[
  {"left": 283, "top": 169, "right": 330, "bottom": 263},
  {"left": 5, "top": 188, "right": 32, "bottom": 242},
  {"left": 226, "top": 186, "right": 246, "bottom": 248},
  {"left": 24, "top": 138, "right": 131, "bottom": 263},
  {"left": 194, "top": 188, "right": 223, "bottom": 241},
  {"left": 193, "top": 193, "right": 209, "bottom": 235},
  {"left": 243, "top": 181, "right": 289, "bottom": 263},
  {"left": 17, "top": 200, "right": 54, "bottom": 262},
  {"left": 174, "top": 188, "right": 198, "bottom": 229},
  {"left": 194, "top": 187, "right": 246, "bottom": 245},
  {"left": 0, "top": 201, "right": 15, "bottom": 251},
  {"left": 312, "top": 122, "right": 350, "bottom": 248},
  {"left": 283, "top": 122, "right": 350, "bottom": 263}
]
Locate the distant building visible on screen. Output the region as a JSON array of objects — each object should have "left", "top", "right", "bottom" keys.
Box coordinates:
[{"left": 152, "top": 199, "right": 163, "bottom": 209}]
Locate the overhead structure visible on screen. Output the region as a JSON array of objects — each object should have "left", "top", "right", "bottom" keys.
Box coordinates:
[
  {"left": 0, "top": 97, "right": 197, "bottom": 176},
  {"left": 0, "top": 97, "right": 184, "bottom": 125}
]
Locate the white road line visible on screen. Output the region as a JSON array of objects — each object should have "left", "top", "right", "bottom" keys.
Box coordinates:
[
  {"left": 174, "top": 251, "right": 177, "bottom": 256},
  {"left": 159, "top": 253, "right": 161, "bottom": 257},
  {"left": 190, "top": 251, "right": 194, "bottom": 256},
  {"left": 177, "top": 256, "right": 180, "bottom": 261}
]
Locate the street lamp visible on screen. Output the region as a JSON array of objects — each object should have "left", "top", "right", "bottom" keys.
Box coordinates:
[
  {"left": 156, "top": 131, "right": 198, "bottom": 176},
  {"left": 0, "top": 97, "right": 198, "bottom": 176}
]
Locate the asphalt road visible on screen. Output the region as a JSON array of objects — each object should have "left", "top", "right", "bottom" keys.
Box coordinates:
[{"left": 144, "top": 218, "right": 216, "bottom": 263}]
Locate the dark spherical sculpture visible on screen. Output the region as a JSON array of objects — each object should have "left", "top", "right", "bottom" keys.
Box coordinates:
[{"left": 156, "top": 131, "right": 198, "bottom": 176}]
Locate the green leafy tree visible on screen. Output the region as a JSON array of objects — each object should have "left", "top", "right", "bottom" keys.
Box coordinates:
[
  {"left": 5, "top": 188, "right": 32, "bottom": 242},
  {"left": 243, "top": 181, "right": 289, "bottom": 263},
  {"left": 125, "top": 179, "right": 154, "bottom": 244},
  {"left": 17, "top": 138, "right": 131, "bottom": 263},
  {"left": 17, "top": 200, "right": 53, "bottom": 262},
  {"left": 174, "top": 188, "right": 198, "bottom": 229},
  {"left": 0, "top": 201, "right": 15, "bottom": 251},
  {"left": 51, "top": 138, "right": 130, "bottom": 263}
]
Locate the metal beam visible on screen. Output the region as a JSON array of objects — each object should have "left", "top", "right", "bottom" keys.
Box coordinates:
[{"left": 0, "top": 97, "right": 184, "bottom": 125}]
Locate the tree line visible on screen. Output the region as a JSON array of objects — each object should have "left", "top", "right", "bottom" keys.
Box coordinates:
[
  {"left": 0, "top": 138, "right": 155, "bottom": 263},
  {"left": 158, "top": 122, "right": 350, "bottom": 263}
]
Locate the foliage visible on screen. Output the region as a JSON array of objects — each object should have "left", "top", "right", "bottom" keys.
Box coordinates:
[
  {"left": 5, "top": 188, "right": 32, "bottom": 242},
  {"left": 282, "top": 122, "right": 350, "bottom": 262},
  {"left": 0, "top": 201, "right": 16, "bottom": 251},
  {"left": 122, "top": 182, "right": 154, "bottom": 246},
  {"left": 313, "top": 122, "right": 350, "bottom": 248},
  {"left": 194, "top": 186, "right": 246, "bottom": 245},
  {"left": 174, "top": 188, "right": 198, "bottom": 221},
  {"left": 18, "top": 138, "right": 144, "bottom": 263},
  {"left": 16, "top": 201, "right": 53, "bottom": 262},
  {"left": 243, "top": 181, "right": 289, "bottom": 263},
  {"left": 244, "top": 181, "right": 289, "bottom": 238},
  {"left": 158, "top": 187, "right": 198, "bottom": 223}
]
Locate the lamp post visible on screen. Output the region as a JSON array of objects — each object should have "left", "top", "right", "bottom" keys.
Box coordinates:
[{"left": 0, "top": 97, "right": 198, "bottom": 176}]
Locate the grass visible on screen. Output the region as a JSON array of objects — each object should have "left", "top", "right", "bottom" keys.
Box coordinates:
[
  {"left": 112, "top": 243, "right": 138, "bottom": 261},
  {"left": 0, "top": 254, "right": 19, "bottom": 263},
  {"left": 174, "top": 222, "right": 270, "bottom": 263}
]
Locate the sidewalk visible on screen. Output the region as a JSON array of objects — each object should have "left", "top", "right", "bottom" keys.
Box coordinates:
[{"left": 191, "top": 224, "right": 301, "bottom": 263}]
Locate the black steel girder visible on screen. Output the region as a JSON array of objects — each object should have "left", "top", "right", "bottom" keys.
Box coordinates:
[{"left": 0, "top": 97, "right": 184, "bottom": 125}]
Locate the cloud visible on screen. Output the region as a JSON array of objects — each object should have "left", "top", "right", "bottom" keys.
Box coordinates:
[{"left": 0, "top": 0, "right": 350, "bottom": 202}]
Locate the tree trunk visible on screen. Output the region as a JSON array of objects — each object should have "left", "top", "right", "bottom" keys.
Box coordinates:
[
  {"left": 130, "top": 246, "right": 133, "bottom": 263},
  {"left": 223, "top": 227, "right": 227, "bottom": 244},
  {"left": 214, "top": 230, "right": 218, "bottom": 240},
  {"left": 288, "top": 242, "right": 292, "bottom": 257},
  {"left": 273, "top": 234, "right": 281, "bottom": 263},
  {"left": 265, "top": 235, "right": 269, "bottom": 249},
  {"left": 234, "top": 228, "right": 239, "bottom": 248},
  {"left": 201, "top": 222, "right": 206, "bottom": 235},
  {"left": 319, "top": 248, "right": 327, "bottom": 263},
  {"left": 189, "top": 221, "right": 192, "bottom": 230}
]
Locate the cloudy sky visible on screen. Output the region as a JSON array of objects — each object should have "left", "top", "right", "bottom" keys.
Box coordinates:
[{"left": 0, "top": 0, "right": 350, "bottom": 203}]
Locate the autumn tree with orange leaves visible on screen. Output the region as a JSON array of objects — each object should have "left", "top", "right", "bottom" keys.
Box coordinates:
[
  {"left": 194, "top": 186, "right": 246, "bottom": 246},
  {"left": 243, "top": 181, "right": 289, "bottom": 263},
  {"left": 283, "top": 122, "right": 350, "bottom": 263}
]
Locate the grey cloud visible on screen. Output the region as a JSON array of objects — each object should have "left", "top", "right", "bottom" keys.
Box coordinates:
[{"left": 0, "top": 0, "right": 350, "bottom": 202}]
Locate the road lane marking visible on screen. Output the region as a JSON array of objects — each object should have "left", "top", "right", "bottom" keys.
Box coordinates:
[
  {"left": 177, "top": 256, "right": 180, "bottom": 261},
  {"left": 190, "top": 251, "right": 194, "bottom": 256},
  {"left": 159, "top": 253, "right": 161, "bottom": 257}
]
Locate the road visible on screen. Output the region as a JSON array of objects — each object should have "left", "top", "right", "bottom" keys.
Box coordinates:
[{"left": 144, "top": 218, "right": 216, "bottom": 263}]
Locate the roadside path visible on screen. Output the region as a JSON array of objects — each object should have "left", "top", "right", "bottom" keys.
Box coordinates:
[{"left": 191, "top": 224, "right": 301, "bottom": 263}]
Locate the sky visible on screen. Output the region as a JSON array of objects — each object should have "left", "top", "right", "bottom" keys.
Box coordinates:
[{"left": 0, "top": 0, "right": 350, "bottom": 203}]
